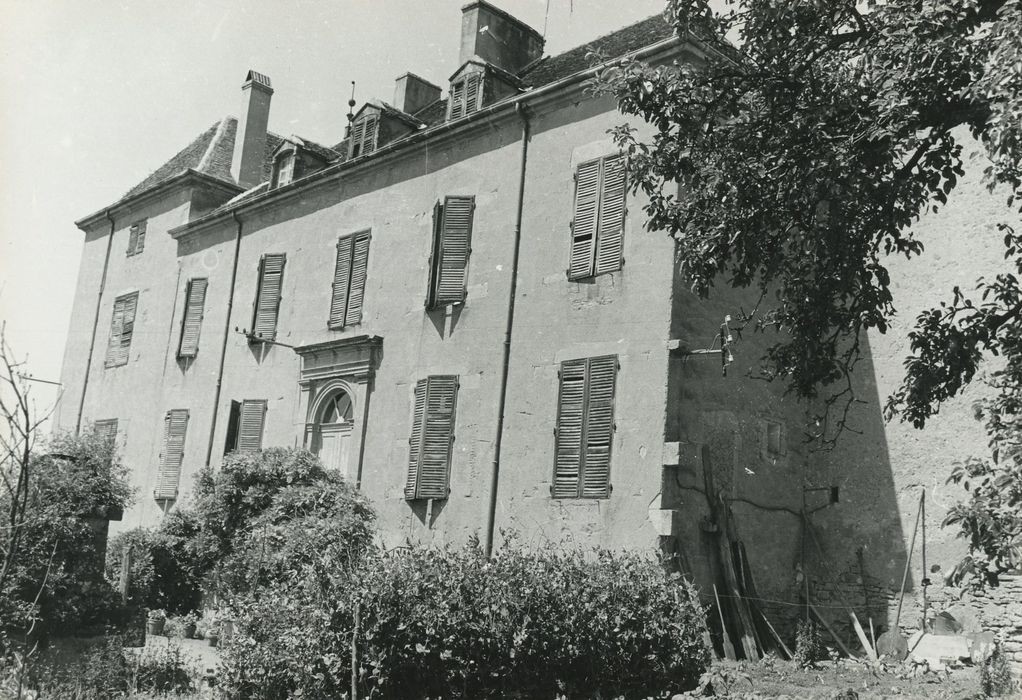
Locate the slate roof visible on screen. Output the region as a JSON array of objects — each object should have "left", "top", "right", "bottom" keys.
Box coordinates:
[{"left": 117, "top": 12, "right": 680, "bottom": 206}]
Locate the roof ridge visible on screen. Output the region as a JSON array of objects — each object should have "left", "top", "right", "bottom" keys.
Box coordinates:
[{"left": 197, "top": 117, "right": 233, "bottom": 174}]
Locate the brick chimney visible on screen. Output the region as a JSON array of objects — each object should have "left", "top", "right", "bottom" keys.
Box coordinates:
[
  {"left": 394, "top": 73, "right": 442, "bottom": 116},
  {"left": 231, "top": 70, "right": 273, "bottom": 189},
  {"left": 459, "top": 1, "right": 544, "bottom": 75}
]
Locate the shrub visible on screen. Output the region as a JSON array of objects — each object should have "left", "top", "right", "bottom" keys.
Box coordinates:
[
  {"left": 794, "top": 618, "right": 823, "bottom": 668},
  {"left": 980, "top": 642, "right": 1014, "bottom": 697},
  {"left": 219, "top": 540, "right": 710, "bottom": 699}
]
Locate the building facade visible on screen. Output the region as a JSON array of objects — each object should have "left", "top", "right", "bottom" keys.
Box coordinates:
[{"left": 55, "top": 1, "right": 1020, "bottom": 657}]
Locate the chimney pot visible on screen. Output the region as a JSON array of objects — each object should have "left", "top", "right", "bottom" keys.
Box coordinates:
[
  {"left": 459, "top": 1, "right": 544, "bottom": 75},
  {"left": 393, "top": 73, "right": 442, "bottom": 116}
]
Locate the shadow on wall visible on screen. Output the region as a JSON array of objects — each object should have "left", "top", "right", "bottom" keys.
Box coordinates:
[{"left": 660, "top": 251, "right": 908, "bottom": 646}]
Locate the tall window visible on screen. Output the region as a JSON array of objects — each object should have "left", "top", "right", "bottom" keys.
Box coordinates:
[
  {"left": 94, "top": 418, "right": 118, "bottom": 444},
  {"left": 447, "top": 73, "right": 482, "bottom": 120},
  {"left": 177, "top": 278, "right": 208, "bottom": 358},
  {"left": 404, "top": 375, "right": 458, "bottom": 501},
  {"left": 329, "top": 231, "right": 371, "bottom": 329},
  {"left": 224, "top": 399, "right": 267, "bottom": 453},
  {"left": 552, "top": 355, "right": 617, "bottom": 499},
  {"left": 155, "top": 409, "right": 188, "bottom": 501},
  {"left": 105, "top": 292, "right": 138, "bottom": 368},
  {"left": 272, "top": 150, "right": 296, "bottom": 188},
  {"left": 348, "top": 113, "right": 379, "bottom": 159},
  {"left": 251, "top": 253, "right": 285, "bottom": 342},
  {"left": 426, "top": 196, "right": 475, "bottom": 308},
  {"left": 126, "top": 219, "right": 147, "bottom": 256},
  {"left": 568, "top": 154, "right": 626, "bottom": 279}
]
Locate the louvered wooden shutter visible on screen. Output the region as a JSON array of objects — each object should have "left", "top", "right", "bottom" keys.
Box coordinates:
[
  {"left": 553, "top": 356, "right": 617, "bottom": 498},
  {"left": 569, "top": 159, "right": 601, "bottom": 279},
  {"left": 581, "top": 355, "right": 616, "bottom": 497},
  {"left": 433, "top": 196, "right": 474, "bottom": 306},
  {"left": 237, "top": 399, "right": 266, "bottom": 452},
  {"left": 126, "top": 225, "right": 139, "bottom": 256},
  {"left": 405, "top": 375, "right": 458, "bottom": 500},
  {"left": 346, "top": 232, "right": 370, "bottom": 326},
  {"left": 253, "top": 254, "right": 285, "bottom": 341},
  {"left": 362, "top": 113, "right": 379, "bottom": 154},
  {"left": 329, "top": 236, "right": 353, "bottom": 328},
  {"left": 178, "top": 278, "right": 208, "bottom": 358},
  {"left": 135, "top": 220, "right": 147, "bottom": 254},
  {"left": 349, "top": 118, "right": 366, "bottom": 158},
  {"left": 155, "top": 409, "right": 188, "bottom": 500},
  {"left": 594, "top": 154, "right": 626, "bottom": 275},
  {"left": 553, "top": 359, "right": 586, "bottom": 497},
  {"left": 105, "top": 292, "right": 138, "bottom": 367},
  {"left": 449, "top": 80, "right": 466, "bottom": 120},
  {"left": 94, "top": 419, "right": 118, "bottom": 444},
  {"left": 464, "top": 74, "right": 481, "bottom": 115},
  {"left": 224, "top": 400, "right": 241, "bottom": 453}
]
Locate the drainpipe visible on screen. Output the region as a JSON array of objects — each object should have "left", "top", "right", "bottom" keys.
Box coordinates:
[
  {"left": 484, "top": 103, "right": 530, "bottom": 557},
  {"left": 75, "top": 210, "right": 116, "bottom": 434},
  {"left": 205, "top": 211, "right": 244, "bottom": 466}
]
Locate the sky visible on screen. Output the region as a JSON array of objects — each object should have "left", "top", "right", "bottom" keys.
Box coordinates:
[{"left": 0, "top": 0, "right": 669, "bottom": 414}]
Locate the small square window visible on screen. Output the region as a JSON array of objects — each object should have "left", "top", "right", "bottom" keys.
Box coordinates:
[{"left": 761, "top": 419, "right": 785, "bottom": 459}]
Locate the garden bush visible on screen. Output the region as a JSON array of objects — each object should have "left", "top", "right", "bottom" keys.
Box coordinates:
[{"left": 219, "top": 539, "right": 710, "bottom": 699}]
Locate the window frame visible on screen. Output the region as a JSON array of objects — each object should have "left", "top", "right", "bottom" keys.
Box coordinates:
[
  {"left": 567, "top": 154, "right": 627, "bottom": 280},
  {"left": 426, "top": 195, "right": 475, "bottom": 309},
  {"left": 404, "top": 375, "right": 459, "bottom": 501},
  {"left": 348, "top": 112, "right": 380, "bottom": 159},
  {"left": 224, "top": 399, "right": 267, "bottom": 454},
  {"left": 447, "top": 72, "right": 483, "bottom": 120},
  {"left": 328, "top": 230, "right": 372, "bottom": 330},
  {"left": 272, "top": 149, "right": 296, "bottom": 188},
  {"left": 104, "top": 291, "right": 139, "bottom": 369},
  {"left": 126, "top": 219, "right": 147, "bottom": 257},
  {"left": 251, "top": 253, "right": 286, "bottom": 343}
]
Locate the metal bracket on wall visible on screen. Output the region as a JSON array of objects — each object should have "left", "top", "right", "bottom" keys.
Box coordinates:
[{"left": 233, "top": 326, "right": 295, "bottom": 349}]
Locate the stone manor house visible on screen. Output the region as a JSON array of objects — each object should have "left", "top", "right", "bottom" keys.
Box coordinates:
[{"left": 55, "top": 2, "right": 1022, "bottom": 654}]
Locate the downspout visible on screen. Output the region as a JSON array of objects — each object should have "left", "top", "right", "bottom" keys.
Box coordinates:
[
  {"left": 75, "top": 210, "right": 116, "bottom": 434},
  {"left": 485, "top": 103, "right": 530, "bottom": 557},
  {"left": 204, "top": 211, "right": 243, "bottom": 466}
]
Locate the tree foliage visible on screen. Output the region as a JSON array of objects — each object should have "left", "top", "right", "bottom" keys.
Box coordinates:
[{"left": 597, "top": 0, "right": 1022, "bottom": 442}]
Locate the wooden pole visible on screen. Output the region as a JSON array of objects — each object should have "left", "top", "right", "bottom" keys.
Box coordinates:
[
  {"left": 894, "top": 492, "right": 923, "bottom": 630},
  {"left": 119, "top": 545, "right": 132, "bottom": 605},
  {"left": 351, "top": 601, "right": 359, "bottom": 700},
  {"left": 920, "top": 490, "right": 928, "bottom": 631},
  {"left": 713, "top": 584, "right": 736, "bottom": 661}
]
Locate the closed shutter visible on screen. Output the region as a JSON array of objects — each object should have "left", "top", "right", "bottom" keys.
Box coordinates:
[
  {"left": 126, "top": 225, "right": 139, "bottom": 256},
  {"left": 349, "top": 118, "right": 366, "bottom": 158},
  {"left": 346, "top": 232, "right": 370, "bottom": 326},
  {"left": 329, "top": 236, "right": 353, "bottom": 328},
  {"left": 94, "top": 419, "right": 118, "bottom": 444},
  {"left": 594, "top": 154, "right": 626, "bottom": 275},
  {"left": 224, "top": 400, "right": 241, "bottom": 454},
  {"left": 134, "top": 220, "right": 147, "bottom": 254},
  {"left": 464, "top": 73, "right": 481, "bottom": 115},
  {"left": 237, "top": 399, "right": 267, "bottom": 452},
  {"left": 178, "top": 278, "right": 208, "bottom": 358},
  {"left": 552, "top": 355, "right": 617, "bottom": 498},
  {"left": 362, "top": 113, "right": 379, "bottom": 154},
  {"left": 569, "top": 159, "right": 600, "bottom": 279},
  {"left": 252, "top": 254, "right": 285, "bottom": 341},
  {"left": 405, "top": 375, "right": 458, "bottom": 500},
  {"left": 105, "top": 292, "right": 138, "bottom": 368},
  {"left": 155, "top": 409, "right": 188, "bottom": 500},
  {"left": 449, "top": 80, "right": 466, "bottom": 120},
  {"left": 553, "top": 359, "right": 586, "bottom": 498},
  {"left": 433, "top": 196, "right": 475, "bottom": 306}
]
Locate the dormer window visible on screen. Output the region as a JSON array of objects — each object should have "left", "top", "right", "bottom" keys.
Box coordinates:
[
  {"left": 448, "top": 73, "right": 482, "bottom": 120},
  {"left": 272, "top": 150, "right": 295, "bottom": 188},
  {"left": 348, "top": 113, "right": 380, "bottom": 159}
]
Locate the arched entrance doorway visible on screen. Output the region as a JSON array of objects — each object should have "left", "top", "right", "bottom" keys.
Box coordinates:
[{"left": 311, "top": 388, "right": 355, "bottom": 479}]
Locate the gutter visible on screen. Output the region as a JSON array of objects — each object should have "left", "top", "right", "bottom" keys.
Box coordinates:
[
  {"left": 484, "top": 102, "right": 530, "bottom": 558},
  {"left": 204, "top": 210, "right": 244, "bottom": 466},
  {"left": 75, "top": 210, "right": 116, "bottom": 434},
  {"left": 169, "top": 32, "right": 714, "bottom": 241}
]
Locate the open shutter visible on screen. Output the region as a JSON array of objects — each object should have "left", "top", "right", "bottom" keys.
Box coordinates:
[
  {"left": 329, "top": 236, "right": 354, "bottom": 328},
  {"left": 237, "top": 399, "right": 267, "bottom": 452},
  {"left": 419, "top": 376, "right": 458, "bottom": 499},
  {"left": 434, "top": 196, "right": 474, "bottom": 305},
  {"left": 224, "top": 400, "right": 241, "bottom": 454},
  {"left": 253, "top": 254, "right": 285, "bottom": 341},
  {"left": 404, "top": 379, "right": 428, "bottom": 499},
  {"left": 594, "top": 155, "right": 626, "bottom": 275},
  {"left": 120, "top": 293, "right": 137, "bottom": 361},
  {"left": 178, "top": 278, "right": 208, "bottom": 358},
  {"left": 126, "top": 225, "right": 139, "bottom": 256},
  {"left": 553, "top": 359, "right": 586, "bottom": 497},
  {"left": 449, "top": 80, "right": 466, "bottom": 120},
  {"left": 105, "top": 298, "right": 126, "bottom": 367},
  {"left": 581, "top": 355, "right": 616, "bottom": 498},
  {"left": 134, "top": 220, "right": 147, "bottom": 254},
  {"left": 569, "top": 159, "right": 600, "bottom": 279},
  {"left": 346, "top": 232, "right": 370, "bottom": 326},
  {"left": 155, "top": 409, "right": 188, "bottom": 500},
  {"left": 362, "top": 113, "right": 379, "bottom": 154},
  {"left": 349, "top": 118, "right": 366, "bottom": 158},
  {"left": 464, "top": 73, "right": 481, "bottom": 115},
  {"left": 94, "top": 419, "right": 118, "bottom": 444}
]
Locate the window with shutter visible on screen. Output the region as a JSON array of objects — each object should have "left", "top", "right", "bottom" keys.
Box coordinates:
[
  {"left": 126, "top": 219, "right": 147, "bottom": 256},
  {"left": 448, "top": 80, "right": 466, "bottom": 120},
  {"left": 404, "top": 375, "right": 458, "bottom": 501},
  {"left": 105, "top": 292, "right": 138, "bottom": 368},
  {"left": 155, "top": 409, "right": 188, "bottom": 501},
  {"left": 94, "top": 419, "right": 118, "bottom": 444},
  {"left": 273, "top": 151, "right": 296, "bottom": 188},
  {"left": 328, "top": 231, "right": 371, "bottom": 329},
  {"left": 426, "top": 196, "right": 475, "bottom": 308},
  {"left": 237, "top": 399, "right": 267, "bottom": 452},
  {"left": 447, "top": 73, "right": 482, "bottom": 120},
  {"left": 177, "top": 278, "right": 208, "bottom": 358},
  {"left": 568, "top": 154, "right": 627, "bottom": 279},
  {"left": 252, "top": 254, "right": 285, "bottom": 342},
  {"left": 348, "top": 113, "right": 380, "bottom": 159},
  {"left": 552, "top": 355, "right": 617, "bottom": 499}
]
